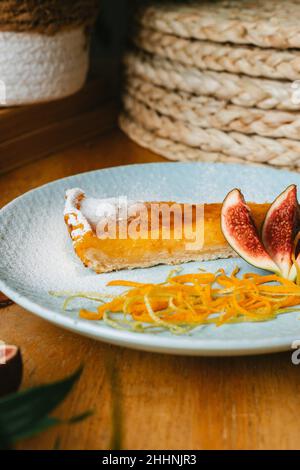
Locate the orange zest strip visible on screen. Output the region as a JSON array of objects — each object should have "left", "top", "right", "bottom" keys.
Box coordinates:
[
  {"left": 78, "top": 269, "right": 300, "bottom": 330},
  {"left": 79, "top": 309, "right": 104, "bottom": 321},
  {"left": 107, "top": 280, "right": 152, "bottom": 288}
]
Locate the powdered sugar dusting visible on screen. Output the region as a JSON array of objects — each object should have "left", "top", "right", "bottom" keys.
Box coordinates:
[
  {"left": 64, "top": 188, "right": 92, "bottom": 239},
  {"left": 64, "top": 187, "right": 142, "bottom": 238},
  {"left": 1, "top": 162, "right": 300, "bottom": 347}
]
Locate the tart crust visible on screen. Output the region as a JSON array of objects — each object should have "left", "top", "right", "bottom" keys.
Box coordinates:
[{"left": 64, "top": 188, "right": 270, "bottom": 274}]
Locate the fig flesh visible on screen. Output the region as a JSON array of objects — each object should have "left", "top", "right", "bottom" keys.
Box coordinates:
[
  {"left": 262, "top": 185, "right": 298, "bottom": 279},
  {"left": 221, "top": 189, "right": 279, "bottom": 273},
  {"left": 288, "top": 231, "right": 300, "bottom": 281},
  {"left": 0, "top": 344, "right": 23, "bottom": 397}
]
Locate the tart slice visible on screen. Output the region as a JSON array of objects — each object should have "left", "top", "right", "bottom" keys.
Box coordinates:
[{"left": 64, "top": 188, "right": 269, "bottom": 274}]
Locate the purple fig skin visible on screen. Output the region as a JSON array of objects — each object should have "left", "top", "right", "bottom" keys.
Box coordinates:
[
  {"left": 221, "top": 189, "right": 279, "bottom": 273},
  {"left": 0, "top": 345, "right": 23, "bottom": 397},
  {"left": 262, "top": 185, "right": 298, "bottom": 279},
  {"left": 0, "top": 293, "right": 14, "bottom": 308}
]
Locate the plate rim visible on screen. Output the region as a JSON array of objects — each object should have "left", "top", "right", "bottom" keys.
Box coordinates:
[
  {"left": 1, "top": 160, "right": 300, "bottom": 213},
  {"left": 1, "top": 161, "right": 300, "bottom": 356},
  {"left": 0, "top": 278, "right": 297, "bottom": 356}
]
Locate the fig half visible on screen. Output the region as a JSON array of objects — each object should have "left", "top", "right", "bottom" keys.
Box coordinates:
[
  {"left": 0, "top": 345, "right": 23, "bottom": 397},
  {"left": 262, "top": 185, "right": 298, "bottom": 279},
  {"left": 221, "top": 189, "right": 279, "bottom": 273}
]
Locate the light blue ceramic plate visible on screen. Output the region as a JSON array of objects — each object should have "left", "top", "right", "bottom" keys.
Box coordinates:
[{"left": 1, "top": 162, "right": 300, "bottom": 356}]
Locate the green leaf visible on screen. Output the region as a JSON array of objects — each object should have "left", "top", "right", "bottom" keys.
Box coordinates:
[
  {"left": 12, "top": 416, "right": 61, "bottom": 443},
  {"left": 0, "top": 366, "right": 83, "bottom": 446},
  {"left": 66, "top": 409, "right": 94, "bottom": 424}
]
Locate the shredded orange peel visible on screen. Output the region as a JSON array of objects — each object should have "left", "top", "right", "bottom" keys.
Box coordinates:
[{"left": 55, "top": 267, "right": 300, "bottom": 334}]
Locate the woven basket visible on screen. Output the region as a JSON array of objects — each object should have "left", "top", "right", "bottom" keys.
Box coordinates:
[
  {"left": 0, "top": 0, "right": 99, "bottom": 106},
  {"left": 121, "top": 1, "right": 300, "bottom": 170}
]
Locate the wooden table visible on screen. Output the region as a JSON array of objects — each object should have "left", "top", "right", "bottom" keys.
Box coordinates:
[{"left": 1, "top": 128, "right": 299, "bottom": 450}]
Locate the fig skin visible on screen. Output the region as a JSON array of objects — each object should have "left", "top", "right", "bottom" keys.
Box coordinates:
[
  {"left": 221, "top": 188, "right": 279, "bottom": 274},
  {"left": 0, "top": 293, "right": 13, "bottom": 308},
  {"left": 262, "top": 185, "right": 298, "bottom": 279},
  {"left": 0, "top": 345, "right": 23, "bottom": 397}
]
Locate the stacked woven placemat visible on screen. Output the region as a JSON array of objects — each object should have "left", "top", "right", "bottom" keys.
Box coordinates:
[{"left": 120, "top": 0, "right": 300, "bottom": 169}]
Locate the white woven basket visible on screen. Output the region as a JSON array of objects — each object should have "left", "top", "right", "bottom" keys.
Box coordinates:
[
  {"left": 0, "top": 28, "right": 89, "bottom": 106},
  {"left": 0, "top": 0, "right": 99, "bottom": 106}
]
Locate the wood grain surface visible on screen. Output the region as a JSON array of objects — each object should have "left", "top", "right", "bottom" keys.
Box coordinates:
[
  {"left": 0, "top": 65, "right": 119, "bottom": 174},
  {"left": 0, "top": 129, "right": 299, "bottom": 450}
]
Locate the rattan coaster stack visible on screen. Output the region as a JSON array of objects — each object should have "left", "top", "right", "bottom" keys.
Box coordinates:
[{"left": 120, "top": 0, "right": 300, "bottom": 169}]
